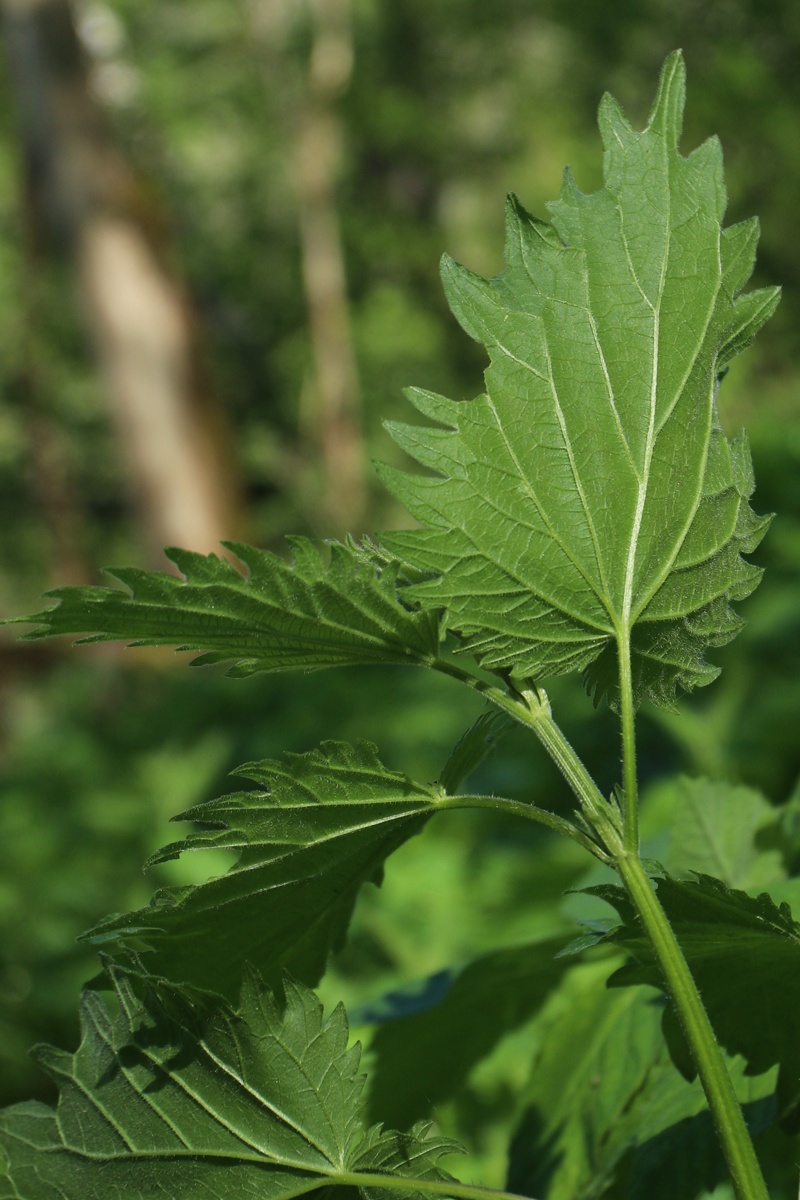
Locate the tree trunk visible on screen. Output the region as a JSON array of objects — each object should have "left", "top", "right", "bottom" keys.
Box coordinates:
[
  {"left": 1, "top": 0, "right": 242, "bottom": 562},
  {"left": 294, "top": 0, "right": 364, "bottom": 535}
]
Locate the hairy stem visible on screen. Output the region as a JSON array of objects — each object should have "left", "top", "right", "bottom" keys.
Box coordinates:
[
  {"left": 530, "top": 703, "right": 622, "bottom": 852},
  {"left": 614, "top": 638, "right": 768, "bottom": 1200},
  {"left": 617, "top": 855, "right": 769, "bottom": 1200}
]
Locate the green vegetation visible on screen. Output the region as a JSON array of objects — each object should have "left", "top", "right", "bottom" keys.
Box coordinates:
[{"left": 2, "top": 48, "right": 800, "bottom": 1200}]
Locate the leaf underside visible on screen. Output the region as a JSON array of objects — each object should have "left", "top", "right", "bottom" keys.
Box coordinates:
[
  {"left": 379, "top": 51, "right": 778, "bottom": 708},
  {"left": 0, "top": 968, "right": 459, "bottom": 1200},
  {"left": 0, "top": 51, "right": 786, "bottom": 1200},
  {"left": 82, "top": 741, "right": 444, "bottom": 1001},
  {"left": 6, "top": 538, "right": 440, "bottom": 675}
]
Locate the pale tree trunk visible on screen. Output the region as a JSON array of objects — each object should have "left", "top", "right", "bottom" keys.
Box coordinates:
[
  {"left": 246, "top": 0, "right": 365, "bottom": 534},
  {"left": 294, "top": 0, "right": 365, "bottom": 534},
  {"left": 1, "top": 0, "right": 242, "bottom": 563}
]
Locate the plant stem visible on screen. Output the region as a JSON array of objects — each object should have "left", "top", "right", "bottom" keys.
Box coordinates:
[
  {"left": 530, "top": 704, "right": 622, "bottom": 851},
  {"left": 617, "top": 635, "right": 639, "bottom": 852},
  {"left": 614, "top": 638, "right": 768, "bottom": 1200},
  {"left": 435, "top": 651, "right": 769, "bottom": 1198},
  {"left": 616, "top": 854, "right": 769, "bottom": 1200},
  {"left": 331, "top": 1170, "right": 538, "bottom": 1200}
]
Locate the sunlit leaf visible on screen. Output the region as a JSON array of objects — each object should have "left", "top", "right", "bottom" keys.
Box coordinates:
[
  {"left": 658, "top": 776, "right": 784, "bottom": 889},
  {"left": 609, "top": 1051, "right": 776, "bottom": 1200},
  {"left": 6, "top": 538, "right": 440, "bottom": 675},
  {"left": 379, "top": 52, "right": 777, "bottom": 708},
  {"left": 507, "top": 961, "right": 663, "bottom": 1200},
  {"left": 507, "top": 959, "right": 777, "bottom": 1200}
]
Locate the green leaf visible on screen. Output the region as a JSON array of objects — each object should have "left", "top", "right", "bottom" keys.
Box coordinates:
[
  {"left": 655, "top": 776, "right": 785, "bottom": 889},
  {"left": 437, "top": 709, "right": 515, "bottom": 794},
  {"left": 507, "top": 960, "right": 665, "bottom": 1200},
  {"left": 0, "top": 967, "right": 461, "bottom": 1200},
  {"left": 765, "top": 778, "right": 800, "bottom": 877},
  {"left": 6, "top": 538, "right": 440, "bottom": 675},
  {"left": 588, "top": 873, "right": 800, "bottom": 1102},
  {"left": 83, "top": 741, "right": 446, "bottom": 1001},
  {"left": 379, "top": 51, "right": 777, "bottom": 708},
  {"left": 364, "top": 935, "right": 571, "bottom": 1130}
]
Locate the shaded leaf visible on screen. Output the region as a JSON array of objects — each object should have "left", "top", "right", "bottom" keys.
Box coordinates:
[
  {"left": 507, "top": 960, "right": 777, "bottom": 1200},
  {"left": 0, "top": 967, "right": 460, "bottom": 1200},
  {"left": 6, "top": 538, "right": 440, "bottom": 675},
  {"left": 83, "top": 741, "right": 446, "bottom": 1001},
  {"left": 438, "top": 709, "right": 515, "bottom": 794},
  {"left": 379, "top": 52, "right": 777, "bottom": 708},
  {"left": 609, "top": 1053, "right": 776, "bottom": 1200},
  {"left": 762, "top": 778, "right": 800, "bottom": 877},
  {"left": 507, "top": 961, "right": 664, "bottom": 1200},
  {"left": 364, "top": 935, "right": 571, "bottom": 1130}
]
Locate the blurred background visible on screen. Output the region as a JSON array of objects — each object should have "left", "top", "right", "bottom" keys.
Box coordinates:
[{"left": 1, "top": 0, "right": 799, "bottom": 1178}]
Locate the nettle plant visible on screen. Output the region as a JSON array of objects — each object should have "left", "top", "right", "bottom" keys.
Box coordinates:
[{"left": 2, "top": 52, "right": 799, "bottom": 1200}]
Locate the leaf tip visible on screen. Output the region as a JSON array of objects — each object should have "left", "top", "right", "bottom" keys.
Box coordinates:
[
  {"left": 504, "top": 190, "right": 531, "bottom": 228},
  {"left": 597, "top": 90, "right": 634, "bottom": 147},
  {"left": 648, "top": 49, "right": 686, "bottom": 148},
  {"left": 438, "top": 251, "right": 457, "bottom": 283},
  {"left": 560, "top": 163, "right": 582, "bottom": 201}
]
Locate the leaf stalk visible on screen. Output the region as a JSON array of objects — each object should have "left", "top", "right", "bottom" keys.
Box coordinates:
[
  {"left": 439, "top": 793, "right": 611, "bottom": 861},
  {"left": 526, "top": 699, "right": 623, "bottom": 854},
  {"left": 432, "top": 658, "right": 623, "bottom": 855}
]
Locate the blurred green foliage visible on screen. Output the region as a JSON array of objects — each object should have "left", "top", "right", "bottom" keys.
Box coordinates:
[{"left": 1, "top": 0, "right": 800, "bottom": 1190}]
